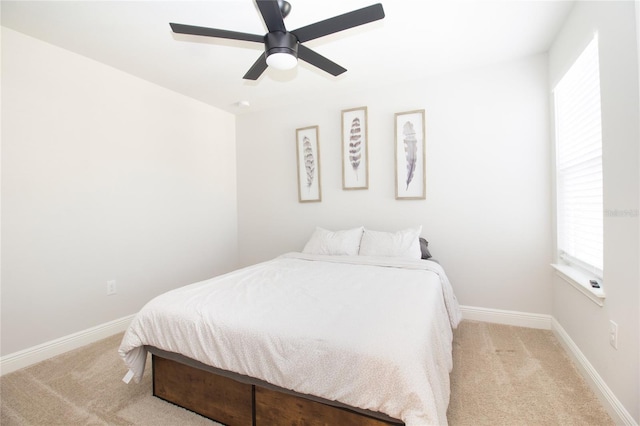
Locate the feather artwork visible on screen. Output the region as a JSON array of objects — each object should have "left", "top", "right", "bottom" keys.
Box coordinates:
[
  {"left": 403, "top": 121, "right": 418, "bottom": 190},
  {"left": 303, "top": 136, "right": 315, "bottom": 191},
  {"left": 348, "top": 117, "right": 362, "bottom": 180}
]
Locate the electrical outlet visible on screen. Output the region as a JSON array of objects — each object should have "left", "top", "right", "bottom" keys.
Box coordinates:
[
  {"left": 609, "top": 320, "right": 618, "bottom": 349},
  {"left": 107, "top": 280, "right": 117, "bottom": 296}
]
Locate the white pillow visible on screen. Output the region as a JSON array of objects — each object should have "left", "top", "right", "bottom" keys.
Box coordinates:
[
  {"left": 302, "top": 227, "right": 364, "bottom": 256},
  {"left": 359, "top": 226, "right": 422, "bottom": 259}
]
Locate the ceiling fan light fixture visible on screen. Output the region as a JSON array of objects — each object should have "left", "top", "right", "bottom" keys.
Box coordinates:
[
  {"left": 170, "top": 2, "right": 385, "bottom": 80},
  {"left": 266, "top": 52, "right": 298, "bottom": 70},
  {"left": 264, "top": 31, "right": 299, "bottom": 70}
]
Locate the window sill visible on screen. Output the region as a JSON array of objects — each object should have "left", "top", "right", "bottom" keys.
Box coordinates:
[{"left": 551, "top": 264, "right": 605, "bottom": 307}]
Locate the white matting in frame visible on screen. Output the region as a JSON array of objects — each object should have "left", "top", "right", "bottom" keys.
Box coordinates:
[
  {"left": 296, "top": 125, "right": 322, "bottom": 202},
  {"left": 341, "top": 107, "right": 369, "bottom": 189},
  {"left": 395, "top": 110, "right": 425, "bottom": 199}
]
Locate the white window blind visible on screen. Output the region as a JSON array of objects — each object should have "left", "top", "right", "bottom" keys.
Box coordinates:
[{"left": 553, "top": 35, "right": 603, "bottom": 279}]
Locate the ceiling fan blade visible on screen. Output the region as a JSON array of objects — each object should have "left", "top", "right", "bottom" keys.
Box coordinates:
[
  {"left": 297, "top": 45, "right": 346, "bottom": 76},
  {"left": 170, "top": 23, "right": 263, "bottom": 43},
  {"left": 243, "top": 54, "right": 269, "bottom": 80},
  {"left": 292, "top": 3, "right": 384, "bottom": 43},
  {"left": 256, "top": 0, "right": 286, "bottom": 33}
]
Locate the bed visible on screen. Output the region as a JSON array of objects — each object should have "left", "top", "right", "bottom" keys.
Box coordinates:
[{"left": 119, "top": 227, "right": 461, "bottom": 425}]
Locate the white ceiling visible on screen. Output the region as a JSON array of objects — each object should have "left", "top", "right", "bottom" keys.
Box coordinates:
[{"left": 1, "top": 0, "right": 574, "bottom": 114}]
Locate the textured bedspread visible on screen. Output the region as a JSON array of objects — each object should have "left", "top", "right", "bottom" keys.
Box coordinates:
[{"left": 119, "top": 253, "right": 461, "bottom": 425}]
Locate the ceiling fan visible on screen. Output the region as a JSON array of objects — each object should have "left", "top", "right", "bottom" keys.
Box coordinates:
[{"left": 170, "top": 0, "right": 385, "bottom": 80}]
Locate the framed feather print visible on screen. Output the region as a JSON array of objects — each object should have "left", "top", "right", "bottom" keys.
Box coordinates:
[
  {"left": 341, "top": 107, "right": 369, "bottom": 189},
  {"left": 394, "top": 110, "right": 426, "bottom": 199},
  {"left": 296, "top": 125, "right": 322, "bottom": 202}
]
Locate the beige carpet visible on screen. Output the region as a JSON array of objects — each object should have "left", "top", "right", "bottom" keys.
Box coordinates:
[
  {"left": 1, "top": 320, "right": 613, "bottom": 425},
  {"left": 448, "top": 321, "right": 613, "bottom": 425}
]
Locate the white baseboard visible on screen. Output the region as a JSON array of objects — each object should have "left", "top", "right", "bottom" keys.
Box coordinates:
[
  {"left": 551, "top": 318, "right": 637, "bottom": 426},
  {"left": 460, "top": 305, "right": 553, "bottom": 329},
  {"left": 0, "top": 314, "right": 134, "bottom": 376}
]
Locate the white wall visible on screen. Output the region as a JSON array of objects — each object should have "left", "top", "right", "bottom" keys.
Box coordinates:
[
  {"left": 1, "top": 28, "right": 239, "bottom": 356},
  {"left": 549, "top": 1, "right": 640, "bottom": 422},
  {"left": 637, "top": 3, "right": 640, "bottom": 415},
  {"left": 237, "top": 54, "right": 553, "bottom": 316}
]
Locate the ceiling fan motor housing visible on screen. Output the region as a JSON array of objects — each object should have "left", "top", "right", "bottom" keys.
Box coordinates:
[{"left": 265, "top": 31, "right": 299, "bottom": 59}]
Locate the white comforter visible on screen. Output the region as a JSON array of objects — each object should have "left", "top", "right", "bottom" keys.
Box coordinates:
[{"left": 119, "top": 253, "right": 461, "bottom": 425}]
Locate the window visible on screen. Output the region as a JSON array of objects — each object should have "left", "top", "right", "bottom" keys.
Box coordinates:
[{"left": 553, "top": 34, "right": 603, "bottom": 280}]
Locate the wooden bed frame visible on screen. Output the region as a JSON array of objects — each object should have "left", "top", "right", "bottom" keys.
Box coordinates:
[{"left": 150, "top": 350, "right": 404, "bottom": 426}]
